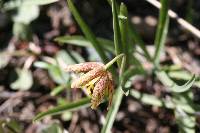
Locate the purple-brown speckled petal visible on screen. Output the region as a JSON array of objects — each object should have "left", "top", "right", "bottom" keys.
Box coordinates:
[
  {"left": 65, "top": 62, "right": 104, "bottom": 73},
  {"left": 107, "top": 79, "right": 114, "bottom": 110},
  {"left": 71, "top": 66, "right": 106, "bottom": 88},
  {"left": 91, "top": 74, "right": 109, "bottom": 109}
]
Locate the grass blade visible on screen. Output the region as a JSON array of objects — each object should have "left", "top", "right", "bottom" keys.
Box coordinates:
[
  {"left": 55, "top": 35, "right": 114, "bottom": 53},
  {"left": 33, "top": 97, "right": 90, "bottom": 122},
  {"left": 153, "top": 0, "right": 169, "bottom": 66},
  {"left": 156, "top": 71, "right": 196, "bottom": 93},
  {"left": 130, "top": 89, "right": 196, "bottom": 114},
  {"left": 107, "top": 0, "right": 152, "bottom": 62},
  {"left": 101, "top": 86, "right": 123, "bottom": 133},
  {"left": 67, "top": 0, "right": 108, "bottom": 63},
  {"left": 168, "top": 70, "right": 200, "bottom": 88},
  {"left": 130, "top": 89, "right": 171, "bottom": 107},
  {"left": 101, "top": 0, "right": 126, "bottom": 127},
  {"left": 50, "top": 85, "right": 65, "bottom": 96},
  {"left": 112, "top": 0, "right": 122, "bottom": 60},
  {"left": 119, "top": 3, "right": 132, "bottom": 67}
]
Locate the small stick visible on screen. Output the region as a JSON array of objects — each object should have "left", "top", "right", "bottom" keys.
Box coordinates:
[{"left": 146, "top": 0, "right": 200, "bottom": 39}]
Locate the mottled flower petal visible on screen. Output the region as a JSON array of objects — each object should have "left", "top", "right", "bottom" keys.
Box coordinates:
[
  {"left": 71, "top": 66, "right": 106, "bottom": 88},
  {"left": 91, "top": 74, "right": 109, "bottom": 109},
  {"left": 107, "top": 80, "right": 114, "bottom": 109},
  {"left": 65, "top": 62, "right": 104, "bottom": 73}
]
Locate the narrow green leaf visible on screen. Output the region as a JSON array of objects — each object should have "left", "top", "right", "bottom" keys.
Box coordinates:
[
  {"left": 34, "top": 61, "right": 51, "bottom": 69},
  {"left": 67, "top": 0, "right": 108, "bottom": 63},
  {"left": 55, "top": 35, "right": 114, "bottom": 53},
  {"left": 175, "top": 108, "right": 195, "bottom": 133},
  {"left": 50, "top": 85, "right": 65, "bottom": 96},
  {"left": 168, "top": 70, "right": 200, "bottom": 88},
  {"left": 112, "top": 0, "right": 123, "bottom": 63},
  {"left": 119, "top": 3, "right": 128, "bottom": 55},
  {"left": 101, "top": 86, "right": 123, "bottom": 133},
  {"left": 101, "top": 1, "right": 126, "bottom": 132},
  {"left": 153, "top": 0, "right": 169, "bottom": 66},
  {"left": 130, "top": 89, "right": 196, "bottom": 114},
  {"left": 156, "top": 71, "right": 196, "bottom": 93},
  {"left": 33, "top": 97, "right": 91, "bottom": 122},
  {"left": 119, "top": 3, "right": 129, "bottom": 66},
  {"left": 130, "top": 89, "right": 166, "bottom": 107},
  {"left": 107, "top": 0, "right": 152, "bottom": 62}
]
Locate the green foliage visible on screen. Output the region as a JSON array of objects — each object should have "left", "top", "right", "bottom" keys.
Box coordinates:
[
  {"left": 119, "top": 3, "right": 129, "bottom": 66},
  {"left": 33, "top": 0, "right": 199, "bottom": 132},
  {"left": 10, "top": 68, "right": 33, "bottom": 91},
  {"left": 55, "top": 35, "right": 115, "bottom": 54},
  {"left": 34, "top": 50, "right": 84, "bottom": 84},
  {"left": 153, "top": 0, "right": 169, "bottom": 66},
  {"left": 2, "top": 0, "right": 58, "bottom": 41},
  {"left": 111, "top": 0, "right": 123, "bottom": 59},
  {"left": 41, "top": 122, "right": 63, "bottom": 133},
  {"left": 33, "top": 98, "right": 91, "bottom": 122},
  {"left": 0, "top": 119, "right": 22, "bottom": 133},
  {"left": 156, "top": 71, "right": 196, "bottom": 93},
  {"left": 66, "top": 0, "right": 108, "bottom": 63}
]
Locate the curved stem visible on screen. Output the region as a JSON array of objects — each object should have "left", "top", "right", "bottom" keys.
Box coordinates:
[{"left": 104, "top": 54, "right": 125, "bottom": 70}]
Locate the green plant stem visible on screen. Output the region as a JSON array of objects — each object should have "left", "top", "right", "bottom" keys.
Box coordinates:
[
  {"left": 33, "top": 97, "right": 90, "bottom": 122},
  {"left": 153, "top": 0, "right": 169, "bottom": 66},
  {"left": 67, "top": 0, "right": 117, "bottom": 77},
  {"left": 101, "top": 56, "right": 126, "bottom": 133},
  {"left": 108, "top": 0, "right": 152, "bottom": 63},
  {"left": 101, "top": 86, "right": 123, "bottom": 133},
  {"left": 105, "top": 54, "right": 124, "bottom": 70},
  {"left": 112, "top": 0, "right": 123, "bottom": 65},
  {"left": 101, "top": 1, "right": 127, "bottom": 132},
  {"left": 119, "top": 3, "right": 129, "bottom": 67},
  {"left": 67, "top": 0, "right": 108, "bottom": 64}
]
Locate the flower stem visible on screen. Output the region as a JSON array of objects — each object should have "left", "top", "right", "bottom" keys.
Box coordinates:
[{"left": 104, "top": 54, "right": 125, "bottom": 70}]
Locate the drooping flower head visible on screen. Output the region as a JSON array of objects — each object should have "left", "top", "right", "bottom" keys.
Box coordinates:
[{"left": 65, "top": 62, "right": 114, "bottom": 109}]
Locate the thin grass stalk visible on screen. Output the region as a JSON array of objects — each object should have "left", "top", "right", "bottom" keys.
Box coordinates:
[
  {"left": 153, "top": 0, "right": 169, "bottom": 66},
  {"left": 67, "top": 0, "right": 117, "bottom": 77},
  {"left": 67, "top": 0, "right": 108, "bottom": 63},
  {"left": 119, "top": 3, "right": 130, "bottom": 67},
  {"left": 101, "top": 1, "right": 126, "bottom": 132},
  {"left": 107, "top": 0, "right": 152, "bottom": 64},
  {"left": 101, "top": 56, "right": 126, "bottom": 133},
  {"left": 111, "top": 0, "right": 123, "bottom": 65},
  {"left": 33, "top": 97, "right": 91, "bottom": 122}
]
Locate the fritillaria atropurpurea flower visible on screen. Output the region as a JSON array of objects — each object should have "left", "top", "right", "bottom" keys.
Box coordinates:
[{"left": 65, "top": 62, "right": 114, "bottom": 109}]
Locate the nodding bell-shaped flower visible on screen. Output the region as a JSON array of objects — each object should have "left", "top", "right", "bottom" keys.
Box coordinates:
[{"left": 65, "top": 62, "right": 114, "bottom": 109}]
